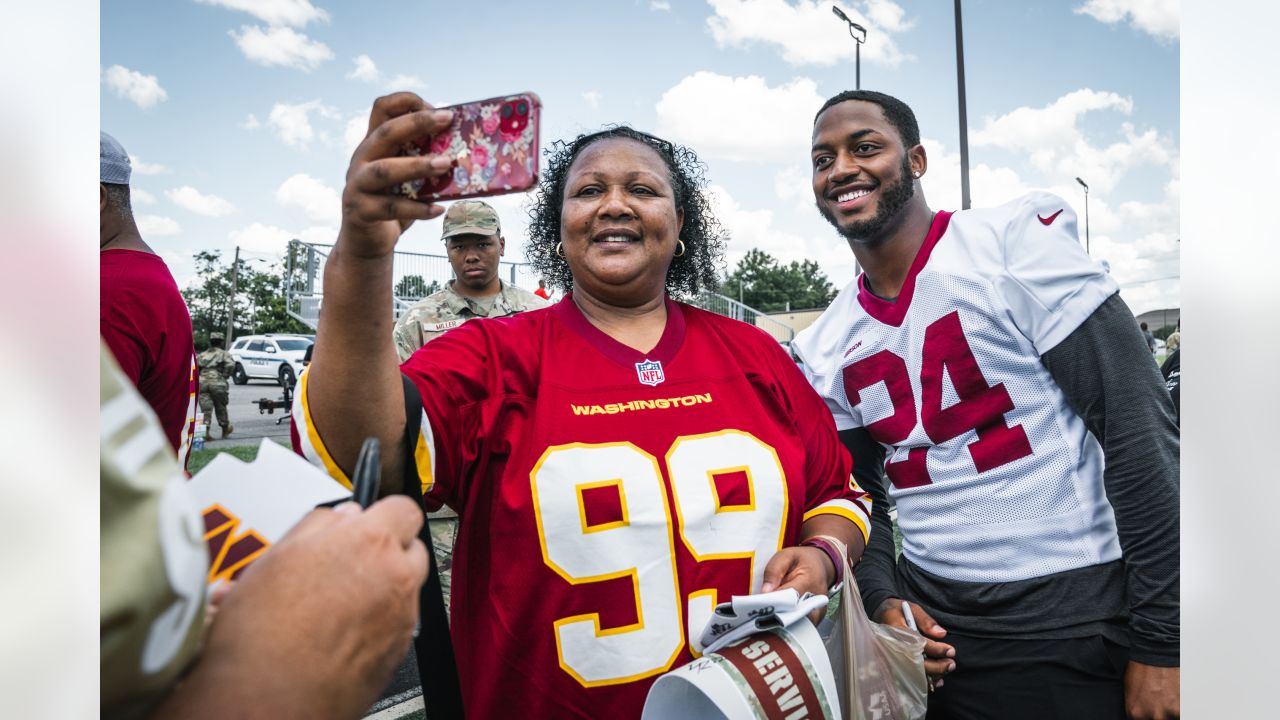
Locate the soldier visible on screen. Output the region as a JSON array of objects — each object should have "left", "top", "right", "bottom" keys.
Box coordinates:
[
  {"left": 197, "top": 333, "right": 236, "bottom": 439},
  {"left": 392, "top": 200, "right": 549, "bottom": 362},
  {"left": 391, "top": 200, "right": 548, "bottom": 617}
]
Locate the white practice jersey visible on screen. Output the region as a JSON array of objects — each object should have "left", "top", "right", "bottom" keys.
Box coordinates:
[{"left": 794, "top": 192, "right": 1121, "bottom": 584}]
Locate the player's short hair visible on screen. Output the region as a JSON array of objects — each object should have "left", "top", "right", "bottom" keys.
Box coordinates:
[
  {"left": 1140, "top": 322, "right": 1149, "bottom": 330},
  {"left": 526, "top": 126, "right": 726, "bottom": 299},
  {"left": 102, "top": 182, "right": 133, "bottom": 219},
  {"left": 815, "top": 90, "right": 921, "bottom": 149}
]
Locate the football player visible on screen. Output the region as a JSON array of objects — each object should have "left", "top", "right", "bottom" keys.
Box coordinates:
[{"left": 793, "top": 91, "right": 1179, "bottom": 719}]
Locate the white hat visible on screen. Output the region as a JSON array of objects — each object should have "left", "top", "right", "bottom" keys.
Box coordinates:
[{"left": 643, "top": 594, "right": 840, "bottom": 720}]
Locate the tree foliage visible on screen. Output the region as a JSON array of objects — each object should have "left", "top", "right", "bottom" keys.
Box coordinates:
[
  {"left": 181, "top": 249, "right": 312, "bottom": 347},
  {"left": 718, "top": 248, "right": 836, "bottom": 313},
  {"left": 394, "top": 274, "right": 442, "bottom": 300}
]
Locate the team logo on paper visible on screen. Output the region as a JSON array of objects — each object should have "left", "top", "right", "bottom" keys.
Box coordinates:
[{"left": 635, "top": 359, "right": 665, "bottom": 386}]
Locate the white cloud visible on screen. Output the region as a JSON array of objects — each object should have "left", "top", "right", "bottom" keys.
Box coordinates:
[
  {"left": 102, "top": 65, "right": 167, "bottom": 109},
  {"left": 385, "top": 74, "right": 427, "bottom": 90},
  {"left": 1075, "top": 0, "right": 1179, "bottom": 41},
  {"left": 229, "top": 222, "right": 296, "bottom": 254},
  {"left": 268, "top": 99, "right": 338, "bottom": 149},
  {"left": 706, "top": 0, "right": 914, "bottom": 67},
  {"left": 166, "top": 186, "right": 236, "bottom": 217},
  {"left": 656, "top": 72, "right": 823, "bottom": 163},
  {"left": 583, "top": 91, "right": 602, "bottom": 110},
  {"left": 131, "top": 188, "right": 157, "bottom": 205},
  {"left": 650, "top": 1, "right": 672, "bottom": 11},
  {"left": 971, "top": 89, "right": 1175, "bottom": 194},
  {"left": 298, "top": 225, "right": 339, "bottom": 246},
  {"left": 344, "top": 112, "right": 370, "bottom": 157},
  {"left": 709, "top": 184, "right": 855, "bottom": 285},
  {"left": 345, "top": 54, "right": 427, "bottom": 90},
  {"left": 239, "top": 113, "right": 260, "bottom": 130},
  {"left": 229, "top": 25, "right": 333, "bottom": 71},
  {"left": 346, "top": 54, "right": 380, "bottom": 83},
  {"left": 129, "top": 155, "right": 168, "bottom": 175},
  {"left": 275, "top": 173, "right": 341, "bottom": 224},
  {"left": 195, "top": 0, "right": 329, "bottom": 28},
  {"left": 137, "top": 215, "right": 181, "bottom": 236}
]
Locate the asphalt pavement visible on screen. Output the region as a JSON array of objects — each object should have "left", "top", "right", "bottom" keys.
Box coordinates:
[{"left": 196, "top": 378, "right": 426, "bottom": 718}]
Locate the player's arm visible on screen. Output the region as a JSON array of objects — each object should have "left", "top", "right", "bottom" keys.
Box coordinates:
[
  {"left": 1041, "top": 292, "right": 1180, "bottom": 716},
  {"left": 303, "top": 93, "right": 455, "bottom": 491}
]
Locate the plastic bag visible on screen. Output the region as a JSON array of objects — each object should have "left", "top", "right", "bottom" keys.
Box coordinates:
[{"left": 816, "top": 536, "right": 929, "bottom": 720}]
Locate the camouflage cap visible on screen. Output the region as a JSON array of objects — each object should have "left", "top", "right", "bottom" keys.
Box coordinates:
[
  {"left": 210, "top": 332, "right": 224, "bottom": 341},
  {"left": 441, "top": 200, "right": 501, "bottom": 240}
]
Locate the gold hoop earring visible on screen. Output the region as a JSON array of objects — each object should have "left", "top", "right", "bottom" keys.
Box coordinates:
[
  {"left": 555, "top": 242, "right": 565, "bottom": 258},
  {"left": 674, "top": 240, "right": 686, "bottom": 258}
]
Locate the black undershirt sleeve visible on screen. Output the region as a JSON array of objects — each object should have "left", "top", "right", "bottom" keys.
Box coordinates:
[
  {"left": 1040, "top": 292, "right": 1181, "bottom": 666},
  {"left": 838, "top": 427, "right": 896, "bottom": 618}
]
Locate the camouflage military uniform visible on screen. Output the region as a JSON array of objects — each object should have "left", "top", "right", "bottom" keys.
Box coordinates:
[
  {"left": 197, "top": 344, "right": 236, "bottom": 437},
  {"left": 102, "top": 344, "right": 208, "bottom": 719},
  {"left": 392, "top": 282, "right": 547, "bottom": 616},
  {"left": 393, "top": 280, "right": 549, "bottom": 362}
]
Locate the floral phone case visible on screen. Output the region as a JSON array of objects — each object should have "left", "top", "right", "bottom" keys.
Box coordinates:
[{"left": 397, "top": 92, "right": 541, "bottom": 202}]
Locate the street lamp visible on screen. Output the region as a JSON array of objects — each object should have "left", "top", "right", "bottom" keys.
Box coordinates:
[
  {"left": 831, "top": 6, "right": 867, "bottom": 89},
  {"left": 1075, "top": 177, "right": 1090, "bottom": 254},
  {"left": 954, "top": 0, "right": 971, "bottom": 210}
]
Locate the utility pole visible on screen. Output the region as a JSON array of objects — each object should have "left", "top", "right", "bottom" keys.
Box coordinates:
[
  {"left": 225, "top": 245, "right": 240, "bottom": 340},
  {"left": 954, "top": 0, "right": 971, "bottom": 210},
  {"left": 1076, "top": 177, "right": 1090, "bottom": 254}
]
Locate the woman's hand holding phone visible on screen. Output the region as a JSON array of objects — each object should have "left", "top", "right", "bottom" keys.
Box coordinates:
[{"left": 340, "top": 93, "right": 456, "bottom": 258}]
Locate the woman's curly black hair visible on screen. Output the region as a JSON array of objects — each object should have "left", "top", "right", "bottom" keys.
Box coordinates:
[{"left": 525, "top": 126, "right": 726, "bottom": 300}]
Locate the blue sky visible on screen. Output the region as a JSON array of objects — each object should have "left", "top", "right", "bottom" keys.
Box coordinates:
[{"left": 101, "top": 0, "right": 1179, "bottom": 314}]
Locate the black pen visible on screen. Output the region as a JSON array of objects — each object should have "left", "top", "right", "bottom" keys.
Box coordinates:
[{"left": 351, "top": 437, "right": 381, "bottom": 509}]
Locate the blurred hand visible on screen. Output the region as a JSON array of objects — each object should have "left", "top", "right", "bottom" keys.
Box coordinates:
[
  {"left": 156, "top": 497, "right": 428, "bottom": 720},
  {"left": 875, "top": 598, "right": 955, "bottom": 688},
  {"left": 1124, "top": 662, "right": 1179, "bottom": 719},
  {"left": 762, "top": 546, "right": 835, "bottom": 624},
  {"left": 340, "top": 92, "right": 456, "bottom": 259}
]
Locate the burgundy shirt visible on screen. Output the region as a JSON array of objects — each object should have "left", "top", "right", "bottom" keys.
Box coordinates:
[{"left": 101, "top": 249, "right": 198, "bottom": 468}]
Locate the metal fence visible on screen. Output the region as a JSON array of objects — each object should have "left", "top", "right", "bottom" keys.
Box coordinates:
[
  {"left": 285, "top": 239, "right": 796, "bottom": 342},
  {"left": 285, "top": 240, "right": 539, "bottom": 328}
]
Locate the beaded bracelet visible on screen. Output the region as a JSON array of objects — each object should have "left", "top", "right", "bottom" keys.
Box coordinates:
[{"left": 800, "top": 536, "right": 845, "bottom": 590}]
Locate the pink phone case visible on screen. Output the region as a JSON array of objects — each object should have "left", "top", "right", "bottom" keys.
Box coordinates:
[{"left": 397, "top": 92, "right": 541, "bottom": 202}]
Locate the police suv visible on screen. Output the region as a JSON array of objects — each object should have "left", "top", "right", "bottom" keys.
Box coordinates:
[{"left": 228, "top": 333, "right": 314, "bottom": 387}]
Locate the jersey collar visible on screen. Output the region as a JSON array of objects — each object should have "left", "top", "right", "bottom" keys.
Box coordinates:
[
  {"left": 552, "top": 292, "right": 686, "bottom": 368},
  {"left": 856, "top": 210, "right": 953, "bottom": 327}
]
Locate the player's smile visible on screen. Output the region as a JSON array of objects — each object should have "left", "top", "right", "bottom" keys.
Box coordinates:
[{"left": 811, "top": 99, "right": 923, "bottom": 242}]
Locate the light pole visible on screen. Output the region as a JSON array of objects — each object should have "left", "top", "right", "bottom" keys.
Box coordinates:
[
  {"left": 954, "top": 0, "right": 971, "bottom": 210},
  {"left": 831, "top": 6, "right": 867, "bottom": 89},
  {"left": 1075, "top": 177, "right": 1090, "bottom": 254}
]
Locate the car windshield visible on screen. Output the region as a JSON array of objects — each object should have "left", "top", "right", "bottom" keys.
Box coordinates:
[{"left": 275, "top": 338, "right": 312, "bottom": 351}]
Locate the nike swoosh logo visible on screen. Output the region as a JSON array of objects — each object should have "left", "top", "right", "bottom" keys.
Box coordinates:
[{"left": 1038, "top": 209, "right": 1063, "bottom": 225}]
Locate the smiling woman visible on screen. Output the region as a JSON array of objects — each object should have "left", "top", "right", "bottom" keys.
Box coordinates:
[
  {"left": 296, "top": 93, "right": 870, "bottom": 720},
  {"left": 526, "top": 126, "right": 725, "bottom": 300}
]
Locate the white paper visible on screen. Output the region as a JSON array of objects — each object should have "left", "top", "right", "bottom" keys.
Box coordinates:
[{"left": 189, "top": 439, "right": 351, "bottom": 585}]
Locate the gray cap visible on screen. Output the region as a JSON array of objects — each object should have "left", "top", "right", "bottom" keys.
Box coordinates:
[{"left": 100, "top": 132, "right": 131, "bottom": 185}]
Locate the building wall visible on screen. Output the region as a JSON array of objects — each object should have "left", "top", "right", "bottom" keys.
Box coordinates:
[
  {"left": 757, "top": 309, "right": 826, "bottom": 342},
  {"left": 1136, "top": 307, "right": 1180, "bottom": 332}
]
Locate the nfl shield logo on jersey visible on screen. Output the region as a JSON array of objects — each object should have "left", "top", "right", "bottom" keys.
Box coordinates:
[{"left": 635, "top": 359, "right": 665, "bottom": 386}]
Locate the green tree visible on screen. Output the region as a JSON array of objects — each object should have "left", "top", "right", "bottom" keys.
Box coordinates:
[
  {"left": 182, "top": 250, "right": 310, "bottom": 347},
  {"left": 394, "top": 274, "right": 441, "bottom": 299},
  {"left": 719, "top": 249, "right": 836, "bottom": 313}
]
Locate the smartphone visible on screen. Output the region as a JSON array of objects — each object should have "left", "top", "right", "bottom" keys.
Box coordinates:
[{"left": 396, "top": 92, "right": 542, "bottom": 203}]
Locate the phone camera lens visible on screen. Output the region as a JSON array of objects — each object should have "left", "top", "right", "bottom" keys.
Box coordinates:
[
  {"left": 517, "top": 102, "right": 528, "bottom": 116},
  {"left": 502, "top": 105, "right": 513, "bottom": 119}
]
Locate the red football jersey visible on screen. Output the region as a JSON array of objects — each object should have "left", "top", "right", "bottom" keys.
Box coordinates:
[
  {"left": 294, "top": 297, "right": 868, "bottom": 719},
  {"left": 101, "top": 249, "right": 198, "bottom": 469}
]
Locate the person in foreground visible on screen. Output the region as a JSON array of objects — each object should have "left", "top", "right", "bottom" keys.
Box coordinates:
[
  {"left": 101, "top": 344, "right": 428, "bottom": 719},
  {"left": 295, "top": 92, "right": 871, "bottom": 718},
  {"left": 792, "top": 90, "right": 1180, "bottom": 719}
]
